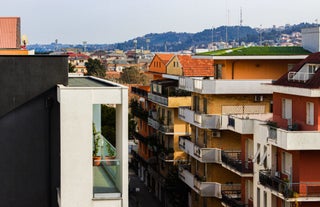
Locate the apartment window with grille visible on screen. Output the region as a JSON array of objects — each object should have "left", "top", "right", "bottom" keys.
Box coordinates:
[
  {"left": 306, "top": 102, "right": 314, "bottom": 125},
  {"left": 282, "top": 98, "right": 292, "bottom": 120}
]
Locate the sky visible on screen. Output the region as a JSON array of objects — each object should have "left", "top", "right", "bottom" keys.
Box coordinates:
[{"left": 1, "top": 0, "right": 320, "bottom": 44}]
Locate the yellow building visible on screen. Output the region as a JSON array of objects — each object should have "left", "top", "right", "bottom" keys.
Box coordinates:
[{"left": 177, "top": 47, "right": 309, "bottom": 207}]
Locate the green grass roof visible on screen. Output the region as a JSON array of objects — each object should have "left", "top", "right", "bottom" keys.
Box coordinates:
[{"left": 198, "top": 46, "right": 311, "bottom": 56}]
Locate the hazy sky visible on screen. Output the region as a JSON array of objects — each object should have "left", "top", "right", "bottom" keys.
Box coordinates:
[{"left": 1, "top": 0, "right": 319, "bottom": 44}]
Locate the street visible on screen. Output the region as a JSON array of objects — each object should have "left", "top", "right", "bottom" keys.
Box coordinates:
[{"left": 129, "top": 169, "right": 162, "bottom": 207}]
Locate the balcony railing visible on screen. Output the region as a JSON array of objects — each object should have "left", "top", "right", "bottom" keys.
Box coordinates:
[
  {"left": 221, "top": 184, "right": 252, "bottom": 207},
  {"left": 288, "top": 71, "right": 314, "bottom": 82},
  {"left": 93, "top": 159, "right": 121, "bottom": 198},
  {"left": 147, "top": 117, "right": 174, "bottom": 134},
  {"left": 259, "top": 170, "right": 320, "bottom": 199},
  {"left": 133, "top": 131, "right": 148, "bottom": 144},
  {"left": 130, "top": 105, "right": 148, "bottom": 121},
  {"left": 221, "top": 151, "right": 253, "bottom": 175},
  {"left": 179, "top": 136, "right": 221, "bottom": 163},
  {"left": 178, "top": 106, "right": 221, "bottom": 129},
  {"left": 266, "top": 125, "right": 320, "bottom": 150},
  {"left": 179, "top": 77, "right": 273, "bottom": 94},
  {"left": 131, "top": 86, "right": 148, "bottom": 98}
]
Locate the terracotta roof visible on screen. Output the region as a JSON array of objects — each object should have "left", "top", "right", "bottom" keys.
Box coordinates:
[
  {"left": 273, "top": 52, "right": 320, "bottom": 88},
  {"left": 67, "top": 52, "right": 90, "bottom": 60},
  {"left": 176, "top": 55, "right": 214, "bottom": 76},
  {"left": 156, "top": 53, "right": 174, "bottom": 65},
  {"left": 0, "top": 17, "right": 20, "bottom": 48}
]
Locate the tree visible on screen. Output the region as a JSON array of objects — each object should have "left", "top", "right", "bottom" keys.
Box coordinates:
[
  {"left": 85, "top": 58, "right": 105, "bottom": 78},
  {"left": 68, "top": 62, "right": 76, "bottom": 73},
  {"left": 119, "top": 66, "right": 147, "bottom": 84}
]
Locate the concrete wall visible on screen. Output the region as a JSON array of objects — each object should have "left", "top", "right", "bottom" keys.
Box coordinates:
[
  {"left": 302, "top": 27, "right": 320, "bottom": 53},
  {"left": 58, "top": 83, "right": 128, "bottom": 207},
  {"left": 0, "top": 55, "right": 67, "bottom": 207}
]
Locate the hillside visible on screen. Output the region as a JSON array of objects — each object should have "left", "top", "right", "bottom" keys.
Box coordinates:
[{"left": 28, "top": 22, "right": 318, "bottom": 53}]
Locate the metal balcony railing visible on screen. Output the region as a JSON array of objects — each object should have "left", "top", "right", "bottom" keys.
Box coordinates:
[
  {"left": 131, "top": 86, "right": 148, "bottom": 98},
  {"left": 221, "top": 151, "right": 253, "bottom": 174},
  {"left": 259, "top": 170, "right": 320, "bottom": 198}
]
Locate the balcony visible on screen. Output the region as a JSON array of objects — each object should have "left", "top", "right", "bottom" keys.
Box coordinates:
[
  {"left": 221, "top": 184, "right": 251, "bottom": 207},
  {"left": 266, "top": 125, "right": 320, "bottom": 150},
  {"left": 221, "top": 151, "right": 253, "bottom": 177},
  {"left": 158, "top": 148, "right": 174, "bottom": 162},
  {"left": 259, "top": 170, "right": 320, "bottom": 200},
  {"left": 133, "top": 131, "right": 148, "bottom": 144},
  {"left": 178, "top": 166, "right": 222, "bottom": 198},
  {"left": 131, "top": 86, "right": 149, "bottom": 98},
  {"left": 147, "top": 117, "right": 174, "bottom": 134},
  {"left": 178, "top": 77, "right": 273, "bottom": 94},
  {"left": 179, "top": 136, "right": 221, "bottom": 163},
  {"left": 178, "top": 106, "right": 221, "bottom": 129},
  {"left": 288, "top": 71, "right": 314, "bottom": 82},
  {"left": 148, "top": 85, "right": 191, "bottom": 107},
  {"left": 130, "top": 104, "right": 148, "bottom": 121},
  {"left": 93, "top": 159, "right": 121, "bottom": 198}
]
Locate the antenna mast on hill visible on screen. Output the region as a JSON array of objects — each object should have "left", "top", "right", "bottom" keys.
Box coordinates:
[{"left": 238, "top": 7, "right": 243, "bottom": 45}]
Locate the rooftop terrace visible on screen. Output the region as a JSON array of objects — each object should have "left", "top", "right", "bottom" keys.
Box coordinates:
[{"left": 198, "top": 46, "right": 311, "bottom": 56}]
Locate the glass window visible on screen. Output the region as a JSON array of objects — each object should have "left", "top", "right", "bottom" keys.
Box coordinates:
[
  {"left": 306, "top": 102, "right": 314, "bottom": 125},
  {"left": 282, "top": 98, "right": 292, "bottom": 120}
]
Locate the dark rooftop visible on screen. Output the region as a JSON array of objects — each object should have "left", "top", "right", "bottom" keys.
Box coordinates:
[{"left": 68, "top": 77, "right": 116, "bottom": 87}]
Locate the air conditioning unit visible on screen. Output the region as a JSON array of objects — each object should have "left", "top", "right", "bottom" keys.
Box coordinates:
[
  {"left": 254, "top": 95, "right": 263, "bottom": 102},
  {"left": 212, "top": 130, "right": 221, "bottom": 137}
]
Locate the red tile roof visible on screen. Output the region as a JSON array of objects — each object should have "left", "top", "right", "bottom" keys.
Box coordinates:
[
  {"left": 156, "top": 53, "right": 174, "bottom": 65},
  {"left": 176, "top": 55, "right": 214, "bottom": 76},
  {"left": 0, "top": 17, "right": 20, "bottom": 48},
  {"left": 274, "top": 52, "right": 320, "bottom": 88}
]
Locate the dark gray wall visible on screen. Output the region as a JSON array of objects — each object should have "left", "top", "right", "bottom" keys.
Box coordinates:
[
  {"left": 0, "top": 55, "right": 68, "bottom": 118},
  {"left": 0, "top": 55, "right": 67, "bottom": 207}
]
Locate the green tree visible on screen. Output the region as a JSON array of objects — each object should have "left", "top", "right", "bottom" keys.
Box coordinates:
[
  {"left": 119, "top": 66, "right": 147, "bottom": 84},
  {"left": 68, "top": 62, "right": 76, "bottom": 73},
  {"left": 101, "top": 105, "right": 116, "bottom": 146},
  {"left": 85, "top": 58, "right": 105, "bottom": 78}
]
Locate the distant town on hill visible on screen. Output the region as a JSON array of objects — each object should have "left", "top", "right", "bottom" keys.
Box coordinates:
[{"left": 28, "top": 22, "right": 318, "bottom": 53}]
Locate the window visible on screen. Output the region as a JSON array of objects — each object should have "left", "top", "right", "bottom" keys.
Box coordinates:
[
  {"left": 257, "top": 188, "right": 260, "bottom": 207},
  {"left": 203, "top": 98, "right": 208, "bottom": 114},
  {"left": 282, "top": 98, "right": 292, "bottom": 120},
  {"left": 214, "top": 64, "right": 222, "bottom": 79},
  {"left": 306, "top": 102, "right": 314, "bottom": 125},
  {"left": 282, "top": 152, "right": 292, "bottom": 175},
  {"left": 264, "top": 192, "right": 267, "bottom": 207},
  {"left": 193, "top": 96, "right": 200, "bottom": 112}
]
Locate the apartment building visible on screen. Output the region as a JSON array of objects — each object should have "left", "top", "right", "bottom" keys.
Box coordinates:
[
  {"left": 0, "top": 55, "right": 128, "bottom": 207},
  {"left": 255, "top": 52, "right": 320, "bottom": 207},
  {"left": 176, "top": 48, "right": 308, "bottom": 207}
]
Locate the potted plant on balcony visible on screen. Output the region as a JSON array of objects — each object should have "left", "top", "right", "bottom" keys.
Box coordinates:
[
  {"left": 93, "top": 123, "right": 103, "bottom": 166},
  {"left": 105, "top": 142, "right": 116, "bottom": 163}
]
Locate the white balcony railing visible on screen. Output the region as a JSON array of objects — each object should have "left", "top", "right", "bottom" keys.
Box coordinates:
[
  {"left": 178, "top": 106, "right": 220, "bottom": 129},
  {"left": 267, "top": 126, "right": 320, "bottom": 150},
  {"left": 179, "top": 167, "right": 222, "bottom": 198},
  {"left": 179, "top": 136, "right": 221, "bottom": 163},
  {"left": 179, "top": 77, "right": 273, "bottom": 94}
]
